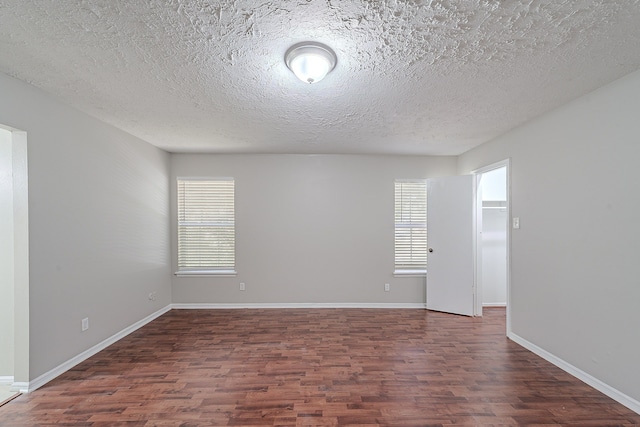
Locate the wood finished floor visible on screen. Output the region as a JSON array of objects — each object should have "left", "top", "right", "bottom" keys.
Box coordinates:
[{"left": 1, "top": 308, "right": 638, "bottom": 426}]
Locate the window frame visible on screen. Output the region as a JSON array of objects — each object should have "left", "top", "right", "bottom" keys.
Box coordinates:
[
  {"left": 175, "top": 177, "right": 236, "bottom": 277},
  {"left": 394, "top": 179, "right": 427, "bottom": 276}
]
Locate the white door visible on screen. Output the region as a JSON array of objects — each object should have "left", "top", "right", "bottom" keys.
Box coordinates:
[{"left": 426, "top": 175, "right": 476, "bottom": 316}]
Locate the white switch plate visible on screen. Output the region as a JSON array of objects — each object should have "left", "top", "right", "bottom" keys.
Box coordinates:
[
  {"left": 239, "top": 282, "right": 245, "bottom": 291},
  {"left": 513, "top": 217, "right": 520, "bottom": 229},
  {"left": 384, "top": 283, "right": 390, "bottom": 292},
  {"left": 81, "top": 317, "right": 89, "bottom": 331}
]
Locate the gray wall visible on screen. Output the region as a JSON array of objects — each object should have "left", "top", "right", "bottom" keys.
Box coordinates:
[
  {"left": 0, "top": 72, "right": 172, "bottom": 380},
  {"left": 458, "top": 69, "right": 640, "bottom": 402},
  {"left": 171, "top": 154, "right": 456, "bottom": 304}
]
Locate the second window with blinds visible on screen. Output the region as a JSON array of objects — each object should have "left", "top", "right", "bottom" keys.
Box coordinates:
[
  {"left": 394, "top": 179, "right": 427, "bottom": 275},
  {"left": 176, "top": 177, "right": 236, "bottom": 275}
]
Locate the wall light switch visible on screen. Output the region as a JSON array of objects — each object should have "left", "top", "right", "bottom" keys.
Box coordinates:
[
  {"left": 513, "top": 217, "right": 520, "bottom": 229},
  {"left": 81, "top": 317, "right": 89, "bottom": 332},
  {"left": 239, "top": 282, "right": 245, "bottom": 291},
  {"left": 384, "top": 283, "right": 390, "bottom": 292}
]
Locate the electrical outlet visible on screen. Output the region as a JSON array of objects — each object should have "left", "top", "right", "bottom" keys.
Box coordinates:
[
  {"left": 513, "top": 217, "right": 520, "bottom": 229},
  {"left": 384, "top": 283, "right": 390, "bottom": 292},
  {"left": 239, "top": 282, "right": 246, "bottom": 291},
  {"left": 81, "top": 317, "right": 89, "bottom": 332}
]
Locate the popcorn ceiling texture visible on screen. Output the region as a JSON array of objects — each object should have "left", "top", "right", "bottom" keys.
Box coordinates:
[{"left": 1, "top": 0, "right": 640, "bottom": 155}]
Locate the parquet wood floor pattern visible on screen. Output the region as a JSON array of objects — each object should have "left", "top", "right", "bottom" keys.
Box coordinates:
[{"left": 2, "top": 308, "right": 639, "bottom": 426}]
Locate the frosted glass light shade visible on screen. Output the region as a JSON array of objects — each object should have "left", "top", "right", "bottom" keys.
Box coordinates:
[{"left": 285, "top": 42, "right": 337, "bottom": 84}]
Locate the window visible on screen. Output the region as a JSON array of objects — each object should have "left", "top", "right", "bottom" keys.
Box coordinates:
[
  {"left": 177, "top": 178, "right": 235, "bottom": 275},
  {"left": 394, "top": 179, "right": 427, "bottom": 274}
]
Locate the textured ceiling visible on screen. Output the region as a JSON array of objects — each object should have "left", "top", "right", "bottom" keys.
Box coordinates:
[{"left": 1, "top": 1, "right": 640, "bottom": 155}]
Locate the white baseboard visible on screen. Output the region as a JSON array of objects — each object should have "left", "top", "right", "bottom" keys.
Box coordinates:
[
  {"left": 171, "top": 302, "right": 427, "bottom": 309},
  {"left": 11, "top": 382, "right": 28, "bottom": 393},
  {"left": 508, "top": 332, "right": 640, "bottom": 415},
  {"left": 25, "top": 305, "right": 172, "bottom": 393},
  {"left": 1, "top": 375, "right": 25, "bottom": 394},
  {"left": 483, "top": 302, "right": 506, "bottom": 307}
]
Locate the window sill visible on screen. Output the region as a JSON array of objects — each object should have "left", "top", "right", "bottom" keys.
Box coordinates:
[
  {"left": 175, "top": 270, "right": 237, "bottom": 278},
  {"left": 394, "top": 269, "right": 426, "bottom": 278}
]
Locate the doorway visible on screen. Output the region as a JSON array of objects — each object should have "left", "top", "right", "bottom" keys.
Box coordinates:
[
  {"left": 0, "top": 125, "right": 29, "bottom": 393},
  {"left": 474, "top": 160, "right": 510, "bottom": 331}
]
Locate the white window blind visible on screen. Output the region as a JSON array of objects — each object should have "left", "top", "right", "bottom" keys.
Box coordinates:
[
  {"left": 394, "top": 179, "right": 427, "bottom": 273},
  {"left": 177, "top": 178, "right": 235, "bottom": 274}
]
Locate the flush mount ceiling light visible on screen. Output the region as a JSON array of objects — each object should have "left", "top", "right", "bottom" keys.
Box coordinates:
[{"left": 285, "top": 41, "right": 337, "bottom": 84}]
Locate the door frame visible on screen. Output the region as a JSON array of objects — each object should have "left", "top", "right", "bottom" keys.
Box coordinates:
[
  {"left": 0, "top": 124, "right": 30, "bottom": 392},
  {"left": 472, "top": 159, "right": 511, "bottom": 335}
]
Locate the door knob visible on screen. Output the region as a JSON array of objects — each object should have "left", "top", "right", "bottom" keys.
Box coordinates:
[{"left": 428, "top": 248, "right": 433, "bottom": 253}]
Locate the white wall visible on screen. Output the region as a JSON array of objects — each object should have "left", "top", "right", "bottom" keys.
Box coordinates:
[
  {"left": 0, "top": 72, "right": 172, "bottom": 381},
  {"left": 481, "top": 207, "right": 507, "bottom": 305},
  {"left": 458, "top": 69, "right": 640, "bottom": 404},
  {"left": 172, "top": 154, "right": 456, "bottom": 304},
  {"left": 0, "top": 128, "right": 15, "bottom": 377}
]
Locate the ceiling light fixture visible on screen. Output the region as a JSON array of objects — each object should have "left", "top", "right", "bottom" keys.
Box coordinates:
[{"left": 285, "top": 41, "right": 337, "bottom": 84}]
